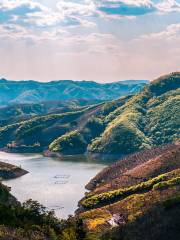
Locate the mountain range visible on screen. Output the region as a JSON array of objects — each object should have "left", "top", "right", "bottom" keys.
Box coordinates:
[{"left": 0, "top": 78, "right": 148, "bottom": 106}]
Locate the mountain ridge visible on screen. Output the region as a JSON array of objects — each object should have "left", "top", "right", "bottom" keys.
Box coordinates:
[{"left": 0, "top": 78, "right": 148, "bottom": 106}]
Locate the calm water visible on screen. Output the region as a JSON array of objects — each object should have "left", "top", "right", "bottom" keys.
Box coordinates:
[{"left": 0, "top": 151, "right": 107, "bottom": 219}]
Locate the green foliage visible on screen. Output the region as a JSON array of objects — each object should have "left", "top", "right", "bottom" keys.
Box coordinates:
[
  {"left": 0, "top": 185, "right": 86, "bottom": 240},
  {"left": 163, "top": 195, "right": 180, "bottom": 209},
  {"left": 81, "top": 171, "right": 180, "bottom": 210},
  {"left": 49, "top": 130, "right": 87, "bottom": 154},
  {"left": 0, "top": 184, "right": 10, "bottom": 202},
  {"left": 148, "top": 72, "right": 180, "bottom": 96},
  {"left": 88, "top": 91, "right": 151, "bottom": 154},
  {"left": 15, "top": 111, "right": 83, "bottom": 139},
  {"left": 0, "top": 199, "right": 59, "bottom": 229},
  {"left": 145, "top": 89, "right": 180, "bottom": 145},
  {"left": 100, "top": 101, "right": 120, "bottom": 116},
  {"left": 85, "top": 118, "right": 104, "bottom": 135},
  {"left": 0, "top": 110, "right": 84, "bottom": 150},
  {"left": 88, "top": 73, "right": 180, "bottom": 155},
  {"left": 153, "top": 177, "right": 180, "bottom": 190}
]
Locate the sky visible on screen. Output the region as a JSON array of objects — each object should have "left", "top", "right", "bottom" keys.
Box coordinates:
[{"left": 0, "top": 0, "right": 180, "bottom": 82}]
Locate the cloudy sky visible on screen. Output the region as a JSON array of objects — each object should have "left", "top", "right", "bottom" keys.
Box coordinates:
[{"left": 0, "top": 0, "right": 180, "bottom": 82}]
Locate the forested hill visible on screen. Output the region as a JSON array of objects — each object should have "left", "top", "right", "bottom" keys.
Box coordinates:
[
  {"left": 88, "top": 72, "right": 180, "bottom": 155},
  {"left": 49, "top": 72, "right": 180, "bottom": 156},
  {"left": 0, "top": 72, "right": 179, "bottom": 156},
  {"left": 0, "top": 78, "right": 148, "bottom": 106}
]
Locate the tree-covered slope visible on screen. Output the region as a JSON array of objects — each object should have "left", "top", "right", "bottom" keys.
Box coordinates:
[
  {"left": 0, "top": 99, "right": 99, "bottom": 127},
  {"left": 88, "top": 72, "right": 180, "bottom": 155},
  {"left": 0, "top": 109, "right": 87, "bottom": 152},
  {"left": 0, "top": 96, "right": 131, "bottom": 154}
]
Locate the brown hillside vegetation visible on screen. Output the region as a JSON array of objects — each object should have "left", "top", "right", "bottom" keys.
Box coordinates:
[
  {"left": 86, "top": 142, "right": 179, "bottom": 192},
  {"left": 77, "top": 143, "right": 180, "bottom": 240}
]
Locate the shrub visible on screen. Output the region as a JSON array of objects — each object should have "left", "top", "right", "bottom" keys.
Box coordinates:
[
  {"left": 81, "top": 171, "right": 180, "bottom": 209},
  {"left": 153, "top": 177, "right": 180, "bottom": 190}
]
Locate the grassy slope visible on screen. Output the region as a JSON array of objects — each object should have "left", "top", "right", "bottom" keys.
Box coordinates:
[{"left": 48, "top": 96, "right": 131, "bottom": 155}]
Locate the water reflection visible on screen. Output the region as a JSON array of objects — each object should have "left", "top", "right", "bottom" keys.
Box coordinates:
[{"left": 0, "top": 151, "right": 107, "bottom": 219}]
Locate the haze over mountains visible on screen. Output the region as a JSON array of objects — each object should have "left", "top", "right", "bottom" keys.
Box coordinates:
[{"left": 0, "top": 78, "right": 148, "bottom": 106}]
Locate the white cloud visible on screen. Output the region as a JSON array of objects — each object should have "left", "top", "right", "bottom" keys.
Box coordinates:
[
  {"left": 0, "top": 0, "right": 96, "bottom": 28},
  {"left": 0, "top": 0, "right": 45, "bottom": 11},
  {"left": 0, "top": 22, "right": 68, "bottom": 43},
  {"left": 138, "top": 23, "right": 180, "bottom": 40},
  {"left": 56, "top": 0, "right": 96, "bottom": 17},
  {"left": 0, "top": 0, "right": 98, "bottom": 44},
  {"left": 156, "top": 0, "right": 180, "bottom": 13}
]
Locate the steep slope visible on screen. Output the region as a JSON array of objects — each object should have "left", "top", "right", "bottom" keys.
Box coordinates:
[
  {"left": 49, "top": 96, "right": 131, "bottom": 155},
  {"left": 86, "top": 142, "right": 180, "bottom": 193},
  {"left": 0, "top": 78, "right": 147, "bottom": 106},
  {"left": 77, "top": 143, "right": 180, "bottom": 240},
  {"left": 88, "top": 72, "right": 180, "bottom": 155}
]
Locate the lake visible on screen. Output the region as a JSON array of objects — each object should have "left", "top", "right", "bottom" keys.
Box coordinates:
[{"left": 0, "top": 151, "right": 107, "bottom": 219}]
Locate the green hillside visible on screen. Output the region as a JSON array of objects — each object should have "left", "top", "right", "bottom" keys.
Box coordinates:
[
  {"left": 0, "top": 72, "right": 179, "bottom": 156},
  {"left": 0, "top": 99, "right": 99, "bottom": 127},
  {"left": 88, "top": 72, "right": 180, "bottom": 155},
  {"left": 0, "top": 96, "right": 131, "bottom": 154}
]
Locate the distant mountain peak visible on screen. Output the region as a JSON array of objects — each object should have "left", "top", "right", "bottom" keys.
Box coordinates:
[{"left": 0, "top": 78, "right": 8, "bottom": 82}]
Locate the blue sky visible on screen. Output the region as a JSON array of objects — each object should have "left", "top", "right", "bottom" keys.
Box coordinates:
[{"left": 0, "top": 0, "right": 180, "bottom": 82}]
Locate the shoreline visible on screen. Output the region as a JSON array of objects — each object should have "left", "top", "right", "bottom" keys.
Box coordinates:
[
  {"left": 1, "top": 147, "right": 123, "bottom": 162},
  {"left": 0, "top": 161, "right": 28, "bottom": 180}
]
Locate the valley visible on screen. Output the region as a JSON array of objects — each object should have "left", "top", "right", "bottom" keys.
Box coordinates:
[{"left": 0, "top": 72, "right": 179, "bottom": 239}]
